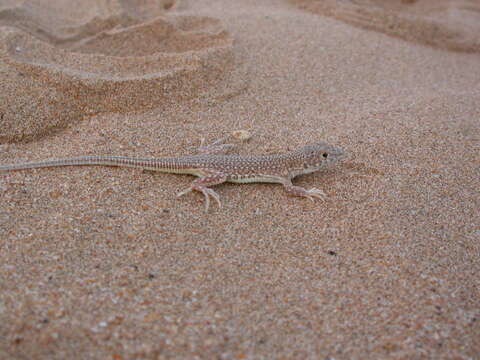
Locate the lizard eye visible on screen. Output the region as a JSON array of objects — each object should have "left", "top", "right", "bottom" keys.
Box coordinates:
[{"left": 322, "top": 153, "right": 328, "bottom": 158}]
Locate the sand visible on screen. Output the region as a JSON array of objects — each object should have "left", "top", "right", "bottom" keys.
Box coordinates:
[{"left": 0, "top": 0, "right": 479, "bottom": 358}]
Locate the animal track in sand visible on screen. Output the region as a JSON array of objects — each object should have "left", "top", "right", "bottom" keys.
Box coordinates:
[
  {"left": 291, "top": 0, "right": 480, "bottom": 53},
  {"left": 0, "top": 0, "right": 233, "bottom": 143}
]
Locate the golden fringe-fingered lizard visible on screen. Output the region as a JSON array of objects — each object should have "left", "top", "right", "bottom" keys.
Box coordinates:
[{"left": 0, "top": 140, "right": 346, "bottom": 211}]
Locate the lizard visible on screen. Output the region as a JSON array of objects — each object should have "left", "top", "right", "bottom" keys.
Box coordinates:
[{"left": 0, "top": 140, "right": 346, "bottom": 211}]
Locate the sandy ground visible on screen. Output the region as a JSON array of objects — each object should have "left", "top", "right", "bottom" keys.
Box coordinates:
[{"left": 0, "top": 0, "right": 479, "bottom": 358}]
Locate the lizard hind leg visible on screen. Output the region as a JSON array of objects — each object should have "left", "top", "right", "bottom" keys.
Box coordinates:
[
  {"left": 197, "top": 137, "right": 234, "bottom": 155},
  {"left": 176, "top": 171, "right": 227, "bottom": 212}
]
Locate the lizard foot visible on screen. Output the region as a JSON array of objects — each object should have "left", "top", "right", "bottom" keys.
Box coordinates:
[
  {"left": 197, "top": 137, "right": 234, "bottom": 155},
  {"left": 283, "top": 184, "right": 326, "bottom": 202},
  {"left": 177, "top": 185, "right": 222, "bottom": 212}
]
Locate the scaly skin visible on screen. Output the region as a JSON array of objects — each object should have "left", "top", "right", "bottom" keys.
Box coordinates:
[{"left": 0, "top": 140, "right": 346, "bottom": 211}]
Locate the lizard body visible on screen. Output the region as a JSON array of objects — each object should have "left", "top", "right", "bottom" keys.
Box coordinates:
[{"left": 0, "top": 141, "right": 346, "bottom": 211}]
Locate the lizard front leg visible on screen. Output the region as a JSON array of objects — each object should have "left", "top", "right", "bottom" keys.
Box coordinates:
[
  {"left": 281, "top": 179, "right": 326, "bottom": 202},
  {"left": 177, "top": 170, "right": 227, "bottom": 212}
]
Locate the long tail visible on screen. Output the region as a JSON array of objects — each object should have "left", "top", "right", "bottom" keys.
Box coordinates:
[{"left": 0, "top": 156, "right": 170, "bottom": 172}]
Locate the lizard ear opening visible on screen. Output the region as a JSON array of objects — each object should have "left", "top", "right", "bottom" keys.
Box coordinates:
[{"left": 322, "top": 153, "right": 328, "bottom": 158}]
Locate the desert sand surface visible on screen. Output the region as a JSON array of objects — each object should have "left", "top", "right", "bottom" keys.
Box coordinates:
[{"left": 0, "top": 0, "right": 479, "bottom": 359}]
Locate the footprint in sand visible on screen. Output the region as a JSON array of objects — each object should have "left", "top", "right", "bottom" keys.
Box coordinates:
[
  {"left": 0, "top": 0, "right": 233, "bottom": 143},
  {"left": 291, "top": 0, "right": 480, "bottom": 53}
]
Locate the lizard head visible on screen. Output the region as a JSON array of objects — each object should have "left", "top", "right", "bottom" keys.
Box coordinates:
[{"left": 293, "top": 141, "right": 346, "bottom": 175}]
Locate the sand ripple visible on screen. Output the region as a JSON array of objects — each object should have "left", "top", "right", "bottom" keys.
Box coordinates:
[
  {"left": 291, "top": 0, "right": 480, "bottom": 53},
  {"left": 0, "top": 0, "right": 233, "bottom": 143}
]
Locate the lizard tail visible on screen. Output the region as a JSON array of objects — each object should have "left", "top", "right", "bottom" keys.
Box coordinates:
[{"left": 0, "top": 156, "right": 161, "bottom": 172}]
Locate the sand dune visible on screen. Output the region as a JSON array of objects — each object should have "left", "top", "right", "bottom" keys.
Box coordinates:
[{"left": 0, "top": 0, "right": 479, "bottom": 359}]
